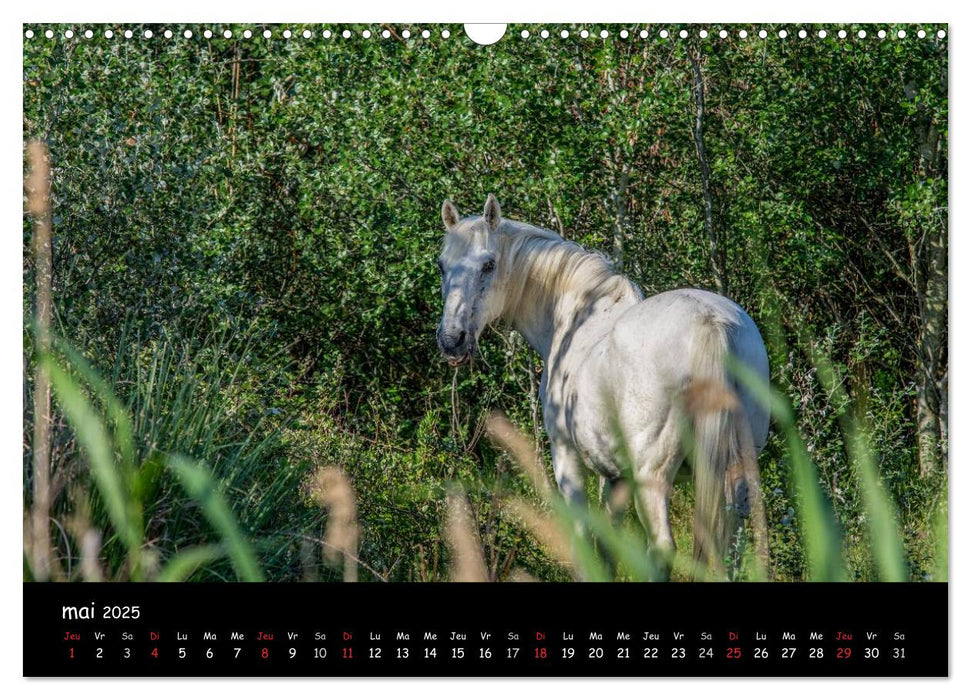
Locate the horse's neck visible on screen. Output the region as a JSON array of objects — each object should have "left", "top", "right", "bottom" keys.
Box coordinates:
[
  {"left": 506, "top": 255, "right": 638, "bottom": 365},
  {"left": 512, "top": 314, "right": 556, "bottom": 362},
  {"left": 548, "top": 286, "right": 636, "bottom": 364}
]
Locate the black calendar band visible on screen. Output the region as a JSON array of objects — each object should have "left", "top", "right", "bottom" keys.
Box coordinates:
[{"left": 24, "top": 582, "right": 947, "bottom": 677}]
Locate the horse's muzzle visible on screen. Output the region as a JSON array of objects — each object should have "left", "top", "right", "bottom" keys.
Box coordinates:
[
  {"left": 446, "top": 354, "right": 472, "bottom": 367},
  {"left": 437, "top": 327, "right": 475, "bottom": 366}
]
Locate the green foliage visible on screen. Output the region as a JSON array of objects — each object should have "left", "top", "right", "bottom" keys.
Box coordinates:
[
  {"left": 33, "top": 339, "right": 267, "bottom": 581},
  {"left": 23, "top": 24, "right": 947, "bottom": 582}
]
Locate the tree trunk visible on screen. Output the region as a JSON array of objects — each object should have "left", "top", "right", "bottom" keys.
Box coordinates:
[
  {"left": 690, "top": 54, "right": 727, "bottom": 296},
  {"left": 610, "top": 168, "right": 629, "bottom": 273},
  {"left": 917, "top": 219, "right": 946, "bottom": 477},
  {"left": 913, "top": 111, "right": 947, "bottom": 478}
]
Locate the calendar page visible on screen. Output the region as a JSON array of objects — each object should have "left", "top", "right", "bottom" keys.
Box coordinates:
[{"left": 22, "top": 21, "right": 948, "bottom": 678}]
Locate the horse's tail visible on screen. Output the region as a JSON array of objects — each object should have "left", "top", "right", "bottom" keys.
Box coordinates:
[{"left": 684, "top": 314, "right": 753, "bottom": 578}]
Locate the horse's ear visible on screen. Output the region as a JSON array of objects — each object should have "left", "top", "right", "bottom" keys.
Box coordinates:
[
  {"left": 442, "top": 200, "right": 460, "bottom": 230},
  {"left": 483, "top": 194, "right": 501, "bottom": 231}
]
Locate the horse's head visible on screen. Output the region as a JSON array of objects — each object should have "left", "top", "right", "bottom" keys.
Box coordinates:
[{"left": 436, "top": 194, "right": 506, "bottom": 366}]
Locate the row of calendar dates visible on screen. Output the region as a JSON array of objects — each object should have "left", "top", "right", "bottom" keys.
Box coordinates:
[{"left": 64, "top": 642, "right": 910, "bottom": 662}]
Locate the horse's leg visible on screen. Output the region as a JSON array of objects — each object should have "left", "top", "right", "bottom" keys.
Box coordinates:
[
  {"left": 632, "top": 447, "right": 682, "bottom": 581},
  {"left": 736, "top": 414, "right": 770, "bottom": 578},
  {"left": 597, "top": 475, "right": 628, "bottom": 576},
  {"left": 551, "top": 440, "right": 585, "bottom": 508},
  {"left": 550, "top": 440, "right": 590, "bottom": 579}
]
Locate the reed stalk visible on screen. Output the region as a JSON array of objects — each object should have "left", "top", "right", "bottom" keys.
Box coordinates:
[{"left": 26, "top": 141, "right": 53, "bottom": 581}]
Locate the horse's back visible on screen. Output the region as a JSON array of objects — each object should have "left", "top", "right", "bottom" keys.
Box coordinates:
[
  {"left": 605, "top": 288, "right": 770, "bottom": 451},
  {"left": 608, "top": 289, "right": 752, "bottom": 368}
]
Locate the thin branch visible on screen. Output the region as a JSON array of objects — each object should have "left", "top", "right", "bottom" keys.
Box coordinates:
[
  {"left": 859, "top": 217, "right": 918, "bottom": 292},
  {"left": 292, "top": 534, "right": 389, "bottom": 582}
]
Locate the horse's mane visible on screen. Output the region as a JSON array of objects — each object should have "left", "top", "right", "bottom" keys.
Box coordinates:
[{"left": 496, "top": 220, "right": 643, "bottom": 328}]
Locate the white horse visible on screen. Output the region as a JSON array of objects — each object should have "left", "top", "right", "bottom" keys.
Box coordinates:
[{"left": 436, "top": 195, "right": 770, "bottom": 578}]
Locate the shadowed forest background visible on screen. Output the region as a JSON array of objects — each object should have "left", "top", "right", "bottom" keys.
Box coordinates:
[{"left": 23, "top": 24, "right": 947, "bottom": 582}]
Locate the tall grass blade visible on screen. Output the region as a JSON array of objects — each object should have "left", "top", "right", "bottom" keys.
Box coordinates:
[
  {"left": 932, "top": 493, "right": 948, "bottom": 582},
  {"left": 167, "top": 455, "right": 264, "bottom": 582},
  {"left": 156, "top": 545, "right": 225, "bottom": 582},
  {"left": 557, "top": 504, "right": 612, "bottom": 582},
  {"left": 487, "top": 412, "right": 612, "bottom": 581},
  {"left": 579, "top": 504, "right": 658, "bottom": 581},
  {"left": 445, "top": 488, "right": 489, "bottom": 582},
  {"left": 307, "top": 466, "right": 360, "bottom": 582},
  {"left": 730, "top": 359, "right": 845, "bottom": 581},
  {"left": 54, "top": 339, "right": 136, "bottom": 474},
  {"left": 43, "top": 357, "right": 144, "bottom": 575},
  {"left": 807, "top": 346, "right": 908, "bottom": 581},
  {"left": 847, "top": 429, "right": 908, "bottom": 581}
]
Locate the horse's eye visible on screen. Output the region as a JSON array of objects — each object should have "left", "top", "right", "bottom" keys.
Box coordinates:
[{"left": 481, "top": 259, "right": 496, "bottom": 274}]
